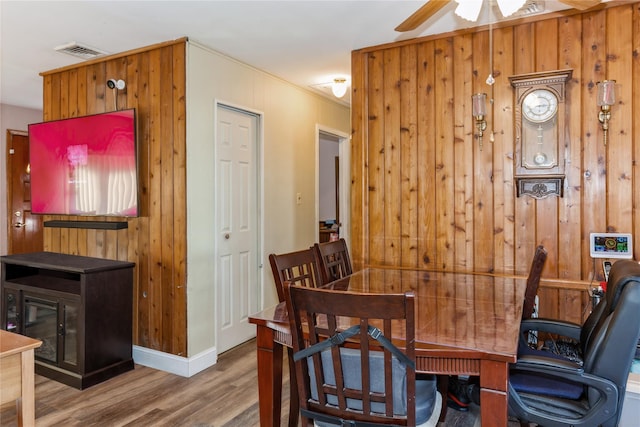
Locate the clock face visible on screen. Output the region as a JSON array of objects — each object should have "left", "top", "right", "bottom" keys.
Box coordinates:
[{"left": 522, "top": 89, "right": 558, "bottom": 123}]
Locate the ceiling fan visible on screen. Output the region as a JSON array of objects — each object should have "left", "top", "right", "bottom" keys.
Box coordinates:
[{"left": 395, "top": 0, "right": 603, "bottom": 32}]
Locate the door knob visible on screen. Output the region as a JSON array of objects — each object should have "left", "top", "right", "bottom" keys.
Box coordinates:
[
  {"left": 224, "top": 233, "right": 230, "bottom": 239},
  {"left": 13, "top": 211, "right": 25, "bottom": 228}
]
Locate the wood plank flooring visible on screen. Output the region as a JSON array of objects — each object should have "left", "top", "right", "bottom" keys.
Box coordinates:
[{"left": 1, "top": 339, "right": 485, "bottom": 426}]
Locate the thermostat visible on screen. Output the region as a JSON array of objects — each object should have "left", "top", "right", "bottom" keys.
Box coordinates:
[{"left": 589, "top": 232, "right": 633, "bottom": 259}]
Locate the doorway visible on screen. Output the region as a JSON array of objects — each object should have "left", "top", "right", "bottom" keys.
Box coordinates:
[
  {"left": 214, "top": 104, "right": 262, "bottom": 354},
  {"left": 317, "top": 127, "right": 350, "bottom": 246},
  {"left": 5, "top": 130, "right": 43, "bottom": 254}
]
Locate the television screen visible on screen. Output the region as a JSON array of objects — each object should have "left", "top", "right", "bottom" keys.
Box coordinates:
[{"left": 29, "top": 109, "right": 138, "bottom": 217}]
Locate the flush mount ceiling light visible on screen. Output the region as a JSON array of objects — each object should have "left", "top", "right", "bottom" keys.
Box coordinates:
[
  {"left": 454, "top": 0, "right": 527, "bottom": 22},
  {"left": 331, "top": 78, "right": 348, "bottom": 98}
]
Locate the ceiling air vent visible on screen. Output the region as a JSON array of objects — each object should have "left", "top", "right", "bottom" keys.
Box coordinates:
[
  {"left": 515, "top": 1, "right": 545, "bottom": 17},
  {"left": 54, "top": 42, "right": 108, "bottom": 59}
]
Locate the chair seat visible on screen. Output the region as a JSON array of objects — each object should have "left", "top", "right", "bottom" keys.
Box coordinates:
[
  {"left": 310, "top": 348, "right": 440, "bottom": 426},
  {"left": 510, "top": 371, "right": 584, "bottom": 400}
]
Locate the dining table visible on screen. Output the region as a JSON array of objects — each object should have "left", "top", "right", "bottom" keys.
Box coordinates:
[{"left": 249, "top": 266, "right": 527, "bottom": 427}]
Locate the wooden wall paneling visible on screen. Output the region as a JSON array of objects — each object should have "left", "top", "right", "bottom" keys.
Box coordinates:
[
  {"left": 135, "top": 49, "right": 152, "bottom": 348},
  {"left": 606, "top": 6, "right": 634, "bottom": 234},
  {"left": 171, "top": 42, "right": 187, "bottom": 355},
  {"left": 633, "top": 4, "right": 640, "bottom": 261},
  {"left": 471, "top": 30, "right": 493, "bottom": 272},
  {"left": 350, "top": 51, "right": 366, "bottom": 270},
  {"left": 76, "top": 67, "right": 88, "bottom": 117},
  {"left": 367, "top": 51, "right": 385, "bottom": 265},
  {"left": 535, "top": 18, "right": 560, "bottom": 268},
  {"left": 581, "top": 10, "right": 607, "bottom": 283},
  {"left": 399, "top": 44, "right": 419, "bottom": 268},
  {"left": 147, "top": 47, "right": 164, "bottom": 350},
  {"left": 452, "top": 34, "right": 473, "bottom": 271},
  {"left": 38, "top": 39, "right": 188, "bottom": 355},
  {"left": 512, "top": 24, "right": 537, "bottom": 277},
  {"left": 558, "top": 15, "right": 588, "bottom": 322},
  {"left": 492, "top": 27, "right": 516, "bottom": 274},
  {"left": 159, "top": 45, "right": 176, "bottom": 353},
  {"left": 383, "top": 48, "right": 402, "bottom": 266},
  {"left": 533, "top": 19, "right": 561, "bottom": 319},
  {"left": 417, "top": 41, "right": 437, "bottom": 269},
  {"left": 558, "top": 15, "right": 583, "bottom": 282},
  {"left": 125, "top": 52, "right": 140, "bottom": 307},
  {"left": 434, "top": 38, "right": 455, "bottom": 270}
]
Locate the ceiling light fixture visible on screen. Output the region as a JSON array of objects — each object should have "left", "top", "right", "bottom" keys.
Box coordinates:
[
  {"left": 454, "top": 0, "right": 527, "bottom": 22},
  {"left": 331, "top": 78, "right": 348, "bottom": 98}
]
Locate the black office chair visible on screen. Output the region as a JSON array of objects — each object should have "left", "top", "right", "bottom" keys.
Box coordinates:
[
  {"left": 519, "top": 255, "right": 631, "bottom": 365},
  {"left": 508, "top": 259, "right": 640, "bottom": 427},
  {"left": 284, "top": 282, "right": 441, "bottom": 427}
]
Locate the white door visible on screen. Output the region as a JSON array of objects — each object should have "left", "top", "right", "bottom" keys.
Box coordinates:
[{"left": 216, "top": 105, "right": 260, "bottom": 353}]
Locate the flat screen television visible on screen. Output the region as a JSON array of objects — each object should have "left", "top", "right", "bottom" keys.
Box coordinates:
[{"left": 29, "top": 109, "right": 139, "bottom": 217}]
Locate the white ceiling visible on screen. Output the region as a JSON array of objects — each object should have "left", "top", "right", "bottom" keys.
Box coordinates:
[{"left": 1, "top": 1, "right": 575, "bottom": 110}]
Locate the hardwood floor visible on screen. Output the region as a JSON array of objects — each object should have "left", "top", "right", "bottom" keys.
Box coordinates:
[
  {"left": 1, "top": 339, "right": 489, "bottom": 426},
  {"left": 1, "top": 339, "right": 289, "bottom": 427}
]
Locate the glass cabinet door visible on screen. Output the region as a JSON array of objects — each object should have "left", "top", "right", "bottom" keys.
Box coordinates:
[
  {"left": 24, "top": 295, "right": 58, "bottom": 363},
  {"left": 3, "top": 288, "right": 20, "bottom": 333},
  {"left": 61, "top": 301, "right": 78, "bottom": 368}
]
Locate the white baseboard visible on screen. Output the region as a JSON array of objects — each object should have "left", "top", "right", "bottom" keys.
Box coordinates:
[{"left": 132, "top": 345, "right": 218, "bottom": 377}]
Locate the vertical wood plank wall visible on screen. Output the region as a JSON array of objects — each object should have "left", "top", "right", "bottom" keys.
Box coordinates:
[
  {"left": 40, "top": 39, "right": 187, "bottom": 355},
  {"left": 351, "top": 3, "right": 640, "bottom": 322}
]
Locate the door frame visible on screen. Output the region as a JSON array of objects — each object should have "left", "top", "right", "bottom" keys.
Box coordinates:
[
  {"left": 213, "top": 100, "right": 264, "bottom": 352},
  {"left": 316, "top": 125, "right": 350, "bottom": 247}
]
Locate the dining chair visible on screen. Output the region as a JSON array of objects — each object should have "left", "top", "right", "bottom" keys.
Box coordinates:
[
  {"left": 449, "top": 244, "right": 548, "bottom": 411},
  {"left": 312, "top": 238, "right": 353, "bottom": 284},
  {"left": 284, "top": 282, "right": 442, "bottom": 427},
  {"left": 268, "top": 248, "right": 322, "bottom": 427},
  {"left": 522, "top": 245, "right": 548, "bottom": 320},
  {"left": 508, "top": 259, "right": 640, "bottom": 427},
  {"left": 269, "top": 248, "right": 321, "bottom": 303}
]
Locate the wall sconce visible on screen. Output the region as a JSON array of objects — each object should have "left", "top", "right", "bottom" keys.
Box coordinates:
[
  {"left": 331, "top": 78, "right": 348, "bottom": 98},
  {"left": 597, "top": 80, "right": 615, "bottom": 145},
  {"left": 472, "top": 93, "right": 487, "bottom": 150}
]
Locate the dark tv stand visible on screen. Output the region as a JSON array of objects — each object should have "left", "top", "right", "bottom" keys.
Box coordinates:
[{"left": 0, "top": 252, "right": 135, "bottom": 389}]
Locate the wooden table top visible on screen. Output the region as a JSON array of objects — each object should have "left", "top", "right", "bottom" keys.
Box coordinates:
[
  {"left": 251, "top": 267, "right": 527, "bottom": 362},
  {"left": 0, "top": 330, "right": 42, "bottom": 357}
]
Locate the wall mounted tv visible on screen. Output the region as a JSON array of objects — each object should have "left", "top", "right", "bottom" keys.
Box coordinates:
[{"left": 29, "top": 109, "right": 139, "bottom": 217}]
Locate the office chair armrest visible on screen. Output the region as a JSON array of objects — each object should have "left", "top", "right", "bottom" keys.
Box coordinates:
[
  {"left": 515, "top": 354, "right": 583, "bottom": 373},
  {"left": 514, "top": 355, "right": 619, "bottom": 399},
  {"left": 520, "top": 318, "right": 581, "bottom": 341}
]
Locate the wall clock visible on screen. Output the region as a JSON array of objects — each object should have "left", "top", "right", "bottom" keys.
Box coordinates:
[{"left": 509, "top": 70, "right": 572, "bottom": 199}]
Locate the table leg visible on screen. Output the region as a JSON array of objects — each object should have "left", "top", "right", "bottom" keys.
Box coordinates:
[
  {"left": 18, "top": 349, "right": 36, "bottom": 427},
  {"left": 256, "top": 324, "right": 284, "bottom": 427},
  {"left": 479, "top": 359, "right": 509, "bottom": 426}
]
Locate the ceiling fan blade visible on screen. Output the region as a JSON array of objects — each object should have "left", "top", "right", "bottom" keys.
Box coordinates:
[
  {"left": 557, "top": 0, "right": 602, "bottom": 10},
  {"left": 395, "top": 0, "right": 453, "bottom": 32}
]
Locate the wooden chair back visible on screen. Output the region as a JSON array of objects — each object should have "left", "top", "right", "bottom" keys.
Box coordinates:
[
  {"left": 313, "top": 238, "right": 353, "bottom": 284},
  {"left": 284, "top": 283, "right": 422, "bottom": 426},
  {"left": 269, "top": 248, "right": 321, "bottom": 302},
  {"left": 522, "top": 245, "right": 548, "bottom": 320}
]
